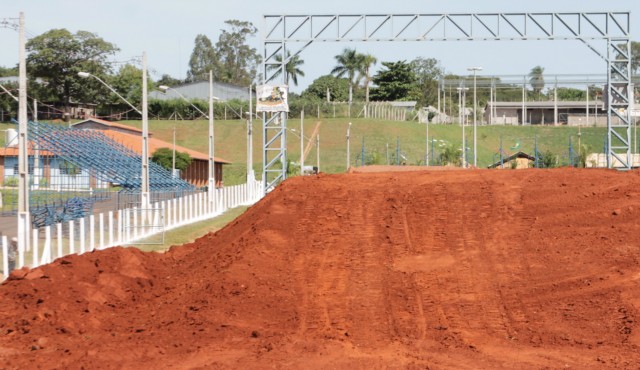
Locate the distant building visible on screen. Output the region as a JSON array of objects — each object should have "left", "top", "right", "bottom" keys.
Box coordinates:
[
  {"left": 148, "top": 81, "right": 249, "bottom": 102},
  {"left": 488, "top": 151, "right": 535, "bottom": 169},
  {"left": 72, "top": 118, "right": 231, "bottom": 187},
  {"left": 484, "top": 101, "right": 607, "bottom": 126}
]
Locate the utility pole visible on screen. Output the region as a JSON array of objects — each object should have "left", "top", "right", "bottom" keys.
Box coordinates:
[
  {"left": 18, "top": 12, "right": 29, "bottom": 260},
  {"left": 300, "top": 110, "right": 304, "bottom": 175},
  {"left": 172, "top": 126, "right": 176, "bottom": 177},
  {"left": 468, "top": 67, "right": 482, "bottom": 167},
  {"left": 141, "top": 51, "right": 149, "bottom": 208},
  {"left": 208, "top": 70, "right": 215, "bottom": 203}
]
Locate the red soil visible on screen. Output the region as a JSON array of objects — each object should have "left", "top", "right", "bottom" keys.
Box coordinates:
[{"left": 1, "top": 168, "right": 640, "bottom": 369}]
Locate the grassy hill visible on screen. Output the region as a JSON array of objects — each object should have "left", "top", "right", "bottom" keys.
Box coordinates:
[
  {"left": 1, "top": 119, "right": 635, "bottom": 186},
  {"left": 118, "top": 117, "right": 617, "bottom": 184}
]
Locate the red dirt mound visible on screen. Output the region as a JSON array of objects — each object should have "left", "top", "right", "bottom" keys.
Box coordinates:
[{"left": 1, "top": 169, "right": 640, "bottom": 369}]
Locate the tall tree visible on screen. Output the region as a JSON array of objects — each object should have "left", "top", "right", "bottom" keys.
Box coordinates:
[
  {"left": 107, "top": 63, "right": 154, "bottom": 109},
  {"left": 187, "top": 34, "right": 219, "bottom": 82},
  {"left": 410, "top": 57, "right": 444, "bottom": 107},
  {"left": 528, "top": 65, "right": 545, "bottom": 97},
  {"left": 631, "top": 41, "right": 640, "bottom": 76},
  {"left": 0, "top": 66, "right": 18, "bottom": 77},
  {"left": 301, "top": 75, "right": 350, "bottom": 102},
  {"left": 268, "top": 51, "right": 305, "bottom": 86},
  {"left": 371, "top": 61, "right": 417, "bottom": 101},
  {"left": 156, "top": 74, "right": 182, "bottom": 87},
  {"left": 215, "top": 20, "right": 261, "bottom": 86},
  {"left": 331, "top": 48, "right": 364, "bottom": 103},
  {"left": 359, "top": 54, "right": 377, "bottom": 103},
  {"left": 26, "top": 29, "right": 119, "bottom": 110}
]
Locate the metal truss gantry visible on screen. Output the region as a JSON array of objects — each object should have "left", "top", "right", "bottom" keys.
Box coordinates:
[{"left": 262, "top": 12, "right": 633, "bottom": 186}]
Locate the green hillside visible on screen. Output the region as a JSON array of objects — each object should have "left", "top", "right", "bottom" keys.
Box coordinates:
[
  {"left": 2, "top": 119, "right": 636, "bottom": 186},
  {"left": 120, "top": 118, "right": 618, "bottom": 184}
]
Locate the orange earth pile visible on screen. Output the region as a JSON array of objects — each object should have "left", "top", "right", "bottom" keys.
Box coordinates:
[{"left": 1, "top": 168, "right": 639, "bottom": 369}]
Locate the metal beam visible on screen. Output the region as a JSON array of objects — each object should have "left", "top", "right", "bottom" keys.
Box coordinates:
[{"left": 262, "top": 11, "right": 633, "bottom": 189}]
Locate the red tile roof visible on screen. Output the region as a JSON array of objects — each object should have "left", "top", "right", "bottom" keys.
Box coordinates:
[
  {"left": 101, "top": 130, "right": 230, "bottom": 164},
  {"left": 72, "top": 117, "right": 144, "bottom": 134}
]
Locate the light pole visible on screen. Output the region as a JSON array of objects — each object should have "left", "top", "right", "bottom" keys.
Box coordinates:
[
  {"left": 457, "top": 87, "right": 469, "bottom": 168},
  {"left": 300, "top": 110, "right": 304, "bottom": 175},
  {"left": 346, "top": 122, "right": 352, "bottom": 171},
  {"left": 467, "top": 66, "right": 482, "bottom": 167},
  {"left": 17, "top": 12, "right": 28, "bottom": 260},
  {"left": 245, "top": 111, "right": 254, "bottom": 180},
  {"left": 79, "top": 51, "right": 150, "bottom": 207}
]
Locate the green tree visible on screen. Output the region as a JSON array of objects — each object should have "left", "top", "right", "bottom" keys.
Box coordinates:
[
  {"left": 410, "top": 57, "right": 444, "bottom": 107},
  {"left": 555, "top": 87, "right": 585, "bottom": 101},
  {"left": 268, "top": 51, "right": 305, "bottom": 86},
  {"left": 371, "top": 61, "right": 417, "bottom": 101},
  {"left": 301, "top": 75, "right": 350, "bottom": 102},
  {"left": 107, "top": 64, "right": 154, "bottom": 109},
  {"left": 26, "top": 29, "right": 119, "bottom": 111},
  {"left": 631, "top": 41, "right": 640, "bottom": 76},
  {"left": 541, "top": 150, "right": 557, "bottom": 168},
  {"left": 187, "top": 34, "right": 219, "bottom": 82},
  {"left": 0, "top": 66, "right": 18, "bottom": 77},
  {"left": 156, "top": 74, "right": 182, "bottom": 87},
  {"left": 528, "top": 65, "right": 545, "bottom": 97},
  {"left": 331, "top": 48, "right": 364, "bottom": 103},
  {"left": 359, "top": 54, "right": 377, "bottom": 103},
  {"left": 215, "top": 20, "right": 261, "bottom": 86},
  {"left": 440, "top": 143, "right": 461, "bottom": 166},
  {"left": 151, "top": 147, "right": 192, "bottom": 172}
]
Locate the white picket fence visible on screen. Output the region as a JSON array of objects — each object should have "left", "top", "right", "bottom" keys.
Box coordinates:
[{"left": 1, "top": 179, "right": 263, "bottom": 281}]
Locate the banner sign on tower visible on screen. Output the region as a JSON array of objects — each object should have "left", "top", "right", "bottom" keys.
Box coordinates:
[{"left": 256, "top": 84, "right": 289, "bottom": 112}]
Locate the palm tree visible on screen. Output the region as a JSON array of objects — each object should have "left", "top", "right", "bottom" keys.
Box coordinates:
[
  {"left": 359, "top": 54, "right": 377, "bottom": 103},
  {"left": 331, "top": 48, "right": 364, "bottom": 103},
  {"left": 528, "top": 66, "right": 545, "bottom": 98},
  {"left": 267, "top": 51, "right": 305, "bottom": 86}
]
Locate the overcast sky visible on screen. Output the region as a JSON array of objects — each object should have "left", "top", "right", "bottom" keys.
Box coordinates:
[{"left": 1, "top": 0, "right": 638, "bottom": 92}]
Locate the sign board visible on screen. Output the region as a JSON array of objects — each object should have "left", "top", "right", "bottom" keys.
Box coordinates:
[{"left": 256, "top": 84, "right": 289, "bottom": 113}]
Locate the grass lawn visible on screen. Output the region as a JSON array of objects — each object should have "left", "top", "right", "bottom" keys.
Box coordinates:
[
  {"left": 131, "top": 206, "right": 248, "bottom": 253},
  {"left": 4, "top": 119, "right": 640, "bottom": 186}
]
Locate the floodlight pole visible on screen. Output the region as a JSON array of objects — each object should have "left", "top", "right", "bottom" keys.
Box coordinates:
[
  {"left": 141, "top": 51, "right": 150, "bottom": 209},
  {"left": 300, "top": 109, "right": 304, "bottom": 175},
  {"left": 17, "top": 11, "right": 29, "bottom": 259},
  {"left": 248, "top": 86, "right": 254, "bottom": 182},
  {"left": 468, "top": 67, "right": 482, "bottom": 167},
  {"left": 208, "top": 70, "right": 215, "bottom": 205},
  {"left": 346, "top": 122, "right": 352, "bottom": 171}
]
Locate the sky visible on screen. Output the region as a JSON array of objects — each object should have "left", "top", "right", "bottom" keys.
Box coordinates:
[{"left": 1, "top": 0, "right": 638, "bottom": 93}]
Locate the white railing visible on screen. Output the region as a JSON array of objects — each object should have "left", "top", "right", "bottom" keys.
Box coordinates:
[{"left": 1, "top": 179, "right": 263, "bottom": 280}]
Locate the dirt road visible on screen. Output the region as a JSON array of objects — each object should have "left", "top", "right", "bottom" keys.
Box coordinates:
[{"left": 1, "top": 168, "right": 639, "bottom": 368}]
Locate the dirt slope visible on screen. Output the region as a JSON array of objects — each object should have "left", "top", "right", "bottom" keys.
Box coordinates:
[{"left": 1, "top": 169, "right": 640, "bottom": 369}]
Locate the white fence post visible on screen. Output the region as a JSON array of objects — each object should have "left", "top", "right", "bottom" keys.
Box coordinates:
[
  {"left": 2, "top": 235, "right": 8, "bottom": 278},
  {"left": 178, "top": 197, "right": 183, "bottom": 225},
  {"left": 108, "top": 211, "right": 114, "bottom": 248},
  {"left": 133, "top": 207, "right": 139, "bottom": 240},
  {"left": 80, "top": 218, "right": 86, "bottom": 254},
  {"left": 32, "top": 229, "right": 39, "bottom": 268},
  {"left": 69, "top": 220, "right": 75, "bottom": 255},
  {"left": 56, "top": 223, "right": 63, "bottom": 260},
  {"left": 89, "top": 215, "right": 95, "bottom": 251},
  {"left": 43, "top": 226, "right": 51, "bottom": 265},
  {"left": 117, "top": 210, "right": 123, "bottom": 245},
  {"left": 99, "top": 213, "right": 105, "bottom": 249}
]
